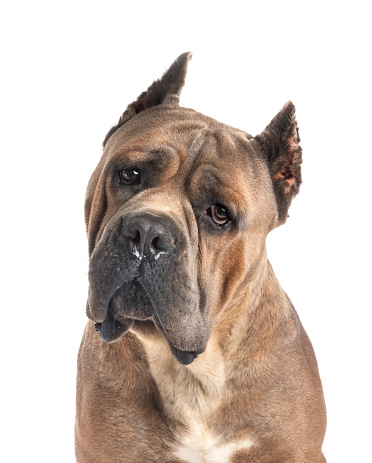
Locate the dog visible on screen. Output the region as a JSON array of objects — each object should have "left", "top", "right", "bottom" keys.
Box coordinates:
[{"left": 75, "top": 52, "right": 327, "bottom": 463}]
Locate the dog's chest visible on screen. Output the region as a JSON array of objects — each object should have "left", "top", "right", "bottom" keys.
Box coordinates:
[
  {"left": 173, "top": 421, "right": 253, "bottom": 463},
  {"left": 139, "top": 336, "right": 253, "bottom": 462}
]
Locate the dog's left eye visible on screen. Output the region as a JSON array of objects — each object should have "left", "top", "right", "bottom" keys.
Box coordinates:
[
  {"left": 119, "top": 168, "right": 141, "bottom": 185},
  {"left": 205, "top": 204, "right": 230, "bottom": 226}
]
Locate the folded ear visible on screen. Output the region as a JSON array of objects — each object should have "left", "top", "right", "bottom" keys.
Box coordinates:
[
  {"left": 255, "top": 101, "right": 302, "bottom": 225},
  {"left": 103, "top": 52, "right": 192, "bottom": 145}
]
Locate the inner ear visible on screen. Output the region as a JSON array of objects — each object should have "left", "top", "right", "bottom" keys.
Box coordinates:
[
  {"left": 255, "top": 101, "right": 302, "bottom": 225},
  {"left": 272, "top": 120, "right": 301, "bottom": 192}
]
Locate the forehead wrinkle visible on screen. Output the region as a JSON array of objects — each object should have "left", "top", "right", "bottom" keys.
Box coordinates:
[
  {"left": 201, "top": 129, "right": 268, "bottom": 194},
  {"left": 179, "top": 131, "right": 209, "bottom": 169},
  {"left": 180, "top": 130, "right": 218, "bottom": 186},
  {"left": 188, "top": 130, "right": 240, "bottom": 185},
  {"left": 193, "top": 167, "right": 249, "bottom": 212},
  {"left": 113, "top": 146, "right": 177, "bottom": 164},
  {"left": 168, "top": 130, "right": 209, "bottom": 191},
  {"left": 185, "top": 130, "right": 261, "bottom": 214}
]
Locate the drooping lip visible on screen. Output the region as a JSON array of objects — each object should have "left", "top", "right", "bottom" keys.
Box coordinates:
[
  {"left": 93, "top": 281, "right": 206, "bottom": 365},
  {"left": 95, "top": 313, "right": 205, "bottom": 365},
  {"left": 89, "top": 255, "right": 207, "bottom": 365},
  {"left": 94, "top": 313, "right": 133, "bottom": 343},
  {"left": 136, "top": 278, "right": 207, "bottom": 364},
  {"left": 170, "top": 345, "right": 205, "bottom": 365}
]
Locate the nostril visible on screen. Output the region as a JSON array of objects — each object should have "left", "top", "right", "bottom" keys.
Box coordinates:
[
  {"left": 151, "top": 232, "right": 173, "bottom": 252},
  {"left": 152, "top": 236, "right": 161, "bottom": 250},
  {"left": 123, "top": 222, "right": 141, "bottom": 244},
  {"left": 133, "top": 230, "right": 141, "bottom": 245}
]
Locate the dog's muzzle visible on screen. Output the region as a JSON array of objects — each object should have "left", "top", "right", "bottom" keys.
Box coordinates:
[
  {"left": 87, "top": 211, "right": 209, "bottom": 364},
  {"left": 87, "top": 213, "right": 177, "bottom": 322},
  {"left": 92, "top": 213, "right": 176, "bottom": 344}
]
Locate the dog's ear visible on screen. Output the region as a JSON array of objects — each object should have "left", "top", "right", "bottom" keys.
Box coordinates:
[
  {"left": 255, "top": 101, "right": 302, "bottom": 225},
  {"left": 103, "top": 52, "right": 192, "bottom": 146}
]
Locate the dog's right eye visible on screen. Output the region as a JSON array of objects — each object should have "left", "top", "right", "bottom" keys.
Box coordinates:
[
  {"left": 204, "top": 204, "right": 230, "bottom": 226},
  {"left": 119, "top": 168, "right": 141, "bottom": 185}
]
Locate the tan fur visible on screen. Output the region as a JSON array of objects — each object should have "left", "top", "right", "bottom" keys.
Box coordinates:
[{"left": 76, "top": 55, "right": 326, "bottom": 462}]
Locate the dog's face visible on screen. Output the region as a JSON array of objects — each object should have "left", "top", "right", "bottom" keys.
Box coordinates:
[{"left": 85, "top": 53, "right": 302, "bottom": 364}]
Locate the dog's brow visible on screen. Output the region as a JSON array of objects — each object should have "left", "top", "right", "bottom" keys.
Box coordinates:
[
  {"left": 196, "top": 167, "right": 236, "bottom": 191},
  {"left": 109, "top": 147, "right": 177, "bottom": 168},
  {"left": 139, "top": 148, "right": 175, "bottom": 162},
  {"left": 147, "top": 149, "right": 175, "bottom": 161}
]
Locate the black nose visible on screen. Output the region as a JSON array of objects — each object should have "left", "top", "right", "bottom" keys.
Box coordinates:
[{"left": 123, "top": 214, "right": 174, "bottom": 259}]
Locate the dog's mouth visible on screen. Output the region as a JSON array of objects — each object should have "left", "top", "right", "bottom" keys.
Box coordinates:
[
  {"left": 92, "top": 281, "right": 206, "bottom": 366},
  {"left": 94, "top": 317, "right": 204, "bottom": 366},
  {"left": 88, "top": 227, "right": 209, "bottom": 366},
  {"left": 94, "top": 316, "right": 203, "bottom": 365}
]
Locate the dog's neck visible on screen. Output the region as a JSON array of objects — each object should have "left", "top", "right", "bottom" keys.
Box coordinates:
[
  {"left": 215, "top": 253, "right": 291, "bottom": 362},
  {"left": 132, "top": 253, "right": 291, "bottom": 424},
  {"left": 135, "top": 329, "right": 226, "bottom": 422}
]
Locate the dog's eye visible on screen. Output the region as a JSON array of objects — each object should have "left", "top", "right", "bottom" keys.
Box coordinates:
[
  {"left": 119, "top": 168, "right": 140, "bottom": 185},
  {"left": 205, "top": 204, "right": 230, "bottom": 226}
]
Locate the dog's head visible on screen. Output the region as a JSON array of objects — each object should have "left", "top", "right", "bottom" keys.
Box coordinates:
[{"left": 85, "top": 53, "right": 302, "bottom": 365}]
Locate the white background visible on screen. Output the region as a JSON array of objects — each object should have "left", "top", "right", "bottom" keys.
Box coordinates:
[{"left": 1, "top": 1, "right": 371, "bottom": 462}]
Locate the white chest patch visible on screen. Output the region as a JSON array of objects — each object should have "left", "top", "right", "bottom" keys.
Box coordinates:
[
  {"left": 173, "top": 422, "right": 253, "bottom": 463},
  {"left": 136, "top": 333, "right": 254, "bottom": 462}
]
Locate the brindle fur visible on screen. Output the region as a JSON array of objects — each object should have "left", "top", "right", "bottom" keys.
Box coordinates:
[{"left": 76, "top": 53, "right": 326, "bottom": 462}]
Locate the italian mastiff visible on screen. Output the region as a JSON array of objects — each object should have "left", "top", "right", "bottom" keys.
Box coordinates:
[{"left": 75, "top": 53, "right": 327, "bottom": 462}]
